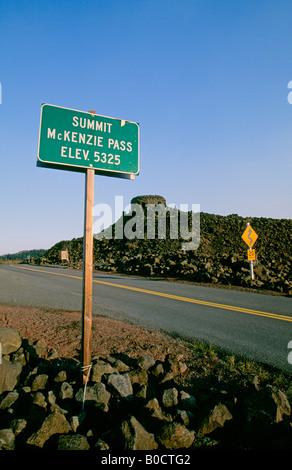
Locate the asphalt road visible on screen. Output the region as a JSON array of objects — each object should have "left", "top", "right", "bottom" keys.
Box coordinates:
[{"left": 1, "top": 263, "right": 292, "bottom": 374}]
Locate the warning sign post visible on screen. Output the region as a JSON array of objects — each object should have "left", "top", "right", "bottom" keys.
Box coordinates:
[{"left": 242, "top": 223, "right": 258, "bottom": 281}]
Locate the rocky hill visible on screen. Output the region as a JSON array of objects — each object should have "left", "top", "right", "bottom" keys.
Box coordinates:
[{"left": 40, "top": 196, "right": 292, "bottom": 295}]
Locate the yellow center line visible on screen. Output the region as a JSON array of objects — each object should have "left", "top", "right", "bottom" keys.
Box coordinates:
[
  {"left": 10, "top": 264, "right": 292, "bottom": 323},
  {"left": 10, "top": 265, "right": 82, "bottom": 280}
]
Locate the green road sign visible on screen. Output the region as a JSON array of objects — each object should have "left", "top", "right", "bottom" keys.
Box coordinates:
[{"left": 37, "top": 104, "right": 139, "bottom": 177}]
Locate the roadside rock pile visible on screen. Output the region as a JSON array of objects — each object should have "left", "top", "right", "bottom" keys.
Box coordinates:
[{"left": 1, "top": 327, "right": 292, "bottom": 450}]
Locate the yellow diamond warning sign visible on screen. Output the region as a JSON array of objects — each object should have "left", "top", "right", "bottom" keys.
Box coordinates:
[{"left": 242, "top": 225, "right": 258, "bottom": 248}]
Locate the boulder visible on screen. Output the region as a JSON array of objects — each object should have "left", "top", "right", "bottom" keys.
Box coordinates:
[
  {"left": 199, "top": 403, "right": 233, "bottom": 435},
  {"left": 92, "top": 382, "right": 111, "bottom": 409},
  {"left": 121, "top": 416, "right": 158, "bottom": 450},
  {"left": 135, "top": 384, "right": 147, "bottom": 398},
  {"left": 10, "top": 418, "right": 27, "bottom": 436},
  {"left": 70, "top": 413, "right": 85, "bottom": 433},
  {"left": 95, "top": 438, "right": 110, "bottom": 450},
  {"left": 26, "top": 411, "right": 71, "bottom": 448},
  {"left": 146, "top": 398, "right": 160, "bottom": 410},
  {"left": 112, "top": 359, "right": 130, "bottom": 372},
  {"left": 245, "top": 385, "right": 291, "bottom": 424},
  {"left": 75, "top": 383, "right": 110, "bottom": 409},
  {"left": 150, "top": 362, "right": 164, "bottom": 377},
  {"left": 107, "top": 373, "right": 133, "bottom": 398},
  {"left": 151, "top": 408, "right": 173, "bottom": 423},
  {"left": 269, "top": 387, "right": 291, "bottom": 423},
  {"left": 57, "top": 434, "right": 90, "bottom": 450},
  {"left": 31, "top": 374, "right": 48, "bottom": 392},
  {"left": 54, "top": 370, "right": 67, "bottom": 382},
  {"left": 0, "top": 358, "right": 22, "bottom": 394},
  {"left": 175, "top": 409, "right": 194, "bottom": 426},
  {"left": 0, "top": 327, "right": 22, "bottom": 354},
  {"left": 128, "top": 368, "right": 148, "bottom": 386},
  {"left": 11, "top": 350, "right": 26, "bottom": 367},
  {"left": 0, "top": 429, "right": 15, "bottom": 450},
  {"left": 75, "top": 386, "right": 97, "bottom": 404},
  {"left": 48, "top": 390, "right": 57, "bottom": 406},
  {"left": 33, "top": 392, "right": 47, "bottom": 409},
  {"left": 162, "top": 388, "right": 179, "bottom": 408},
  {"left": 91, "top": 360, "right": 115, "bottom": 382},
  {"left": 0, "top": 391, "right": 19, "bottom": 409},
  {"left": 165, "top": 354, "right": 187, "bottom": 376},
  {"left": 59, "top": 382, "right": 74, "bottom": 400},
  {"left": 137, "top": 354, "right": 155, "bottom": 370},
  {"left": 34, "top": 338, "right": 47, "bottom": 357},
  {"left": 157, "top": 422, "right": 195, "bottom": 449}
]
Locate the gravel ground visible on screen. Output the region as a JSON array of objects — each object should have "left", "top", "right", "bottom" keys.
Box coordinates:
[
  {"left": 0, "top": 303, "right": 193, "bottom": 363},
  {"left": 1, "top": 302, "right": 290, "bottom": 394}
]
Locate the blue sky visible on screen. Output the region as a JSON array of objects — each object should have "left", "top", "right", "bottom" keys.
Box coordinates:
[{"left": 0, "top": 0, "right": 292, "bottom": 255}]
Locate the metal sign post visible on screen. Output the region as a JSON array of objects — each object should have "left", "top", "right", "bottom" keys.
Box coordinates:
[
  {"left": 247, "top": 248, "right": 256, "bottom": 279},
  {"left": 249, "top": 248, "right": 255, "bottom": 280},
  {"left": 242, "top": 223, "right": 258, "bottom": 281}
]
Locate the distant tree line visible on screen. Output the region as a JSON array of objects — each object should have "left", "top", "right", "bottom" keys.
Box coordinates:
[{"left": 0, "top": 249, "right": 47, "bottom": 260}]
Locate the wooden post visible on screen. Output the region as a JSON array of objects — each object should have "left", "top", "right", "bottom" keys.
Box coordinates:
[{"left": 81, "top": 166, "right": 95, "bottom": 384}]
